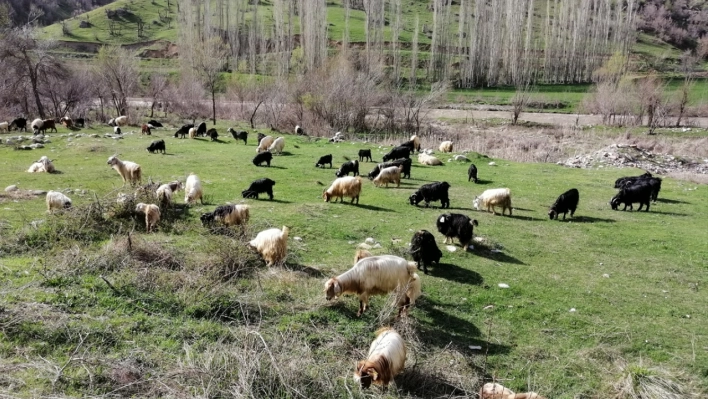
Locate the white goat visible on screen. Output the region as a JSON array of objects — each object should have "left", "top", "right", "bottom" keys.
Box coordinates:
[
  {"left": 439, "top": 141, "right": 454, "bottom": 153},
  {"left": 107, "top": 155, "right": 142, "bottom": 186},
  {"left": 135, "top": 202, "right": 160, "bottom": 233},
  {"left": 354, "top": 328, "right": 407, "bottom": 389},
  {"left": 418, "top": 153, "right": 443, "bottom": 166},
  {"left": 46, "top": 190, "right": 72, "bottom": 213},
  {"left": 373, "top": 165, "right": 402, "bottom": 188},
  {"left": 409, "top": 134, "right": 421, "bottom": 152},
  {"left": 184, "top": 173, "right": 203, "bottom": 205},
  {"left": 473, "top": 188, "right": 513, "bottom": 215},
  {"left": 323, "top": 176, "right": 362, "bottom": 204},
  {"left": 31, "top": 118, "right": 43, "bottom": 133},
  {"left": 27, "top": 156, "right": 55, "bottom": 173},
  {"left": 0, "top": 122, "right": 8, "bottom": 132},
  {"left": 248, "top": 226, "right": 289, "bottom": 266},
  {"left": 324, "top": 255, "right": 421, "bottom": 317},
  {"left": 268, "top": 137, "right": 285, "bottom": 154},
  {"left": 256, "top": 135, "right": 275, "bottom": 153}
]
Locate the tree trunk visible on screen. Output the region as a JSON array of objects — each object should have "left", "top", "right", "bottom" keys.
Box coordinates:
[
  {"left": 212, "top": 89, "right": 217, "bottom": 125},
  {"left": 250, "top": 100, "right": 263, "bottom": 129}
]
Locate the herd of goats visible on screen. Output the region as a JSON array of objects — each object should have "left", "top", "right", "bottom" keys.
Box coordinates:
[{"left": 12, "top": 115, "right": 664, "bottom": 397}]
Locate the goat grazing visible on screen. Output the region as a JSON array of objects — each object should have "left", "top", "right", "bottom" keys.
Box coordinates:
[
  {"left": 146, "top": 139, "right": 166, "bottom": 154},
  {"left": 207, "top": 128, "right": 219, "bottom": 141},
  {"left": 335, "top": 159, "right": 359, "bottom": 177},
  {"left": 196, "top": 122, "right": 207, "bottom": 137},
  {"left": 135, "top": 203, "right": 160, "bottom": 233},
  {"left": 316, "top": 154, "right": 333, "bottom": 168},
  {"left": 228, "top": 128, "right": 248, "bottom": 144},
  {"left": 41, "top": 119, "right": 57, "bottom": 133},
  {"left": 268, "top": 137, "right": 285, "bottom": 154},
  {"left": 473, "top": 188, "right": 512, "bottom": 215},
  {"left": 107, "top": 156, "right": 142, "bottom": 186},
  {"left": 253, "top": 151, "right": 273, "bottom": 167},
  {"left": 549, "top": 188, "right": 579, "bottom": 220},
  {"left": 614, "top": 172, "right": 653, "bottom": 188},
  {"left": 436, "top": 213, "right": 479, "bottom": 248},
  {"left": 368, "top": 159, "right": 412, "bottom": 180},
  {"left": 467, "top": 164, "right": 479, "bottom": 183},
  {"left": 156, "top": 181, "right": 182, "bottom": 206},
  {"left": 355, "top": 328, "right": 407, "bottom": 389},
  {"left": 295, "top": 125, "right": 305, "bottom": 135},
  {"left": 354, "top": 248, "right": 373, "bottom": 264},
  {"left": 27, "top": 156, "right": 55, "bottom": 173},
  {"left": 30, "top": 118, "right": 43, "bottom": 134},
  {"left": 174, "top": 124, "right": 193, "bottom": 138},
  {"left": 382, "top": 146, "right": 411, "bottom": 162},
  {"left": 359, "top": 149, "right": 373, "bottom": 162},
  {"left": 201, "top": 204, "right": 250, "bottom": 227},
  {"left": 46, "top": 191, "right": 72, "bottom": 213},
  {"left": 248, "top": 226, "right": 289, "bottom": 266},
  {"left": 324, "top": 255, "right": 421, "bottom": 317},
  {"left": 147, "top": 120, "right": 163, "bottom": 128},
  {"left": 257, "top": 132, "right": 266, "bottom": 145},
  {"left": 242, "top": 178, "right": 276, "bottom": 200},
  {"left": 610, "top": 183, "right": 653, "bottom": 212},
  {"left": 257, "top": 135, "right": 275, "bottom": 153},
  {"left": 373, "top": 165, "right": 402, "bottom": 188},
  {"left": 188, "top": 127, "right": 197, "bottom": 139},
  {"left": 184, "top": 173, "right": 203, "bottom": 205},
  {"left": 141, "top": 124, "right": 152, "bottom": 135},
  {"left": 410, "top": 230, "right": 442, "bottom": 274},
  {"left": 409, "top": 181, "right": 450, "bottom": 208},
  {"left": 59, "top": 117, "right": 72, "bottom": 128},
  {"left": 111, "top": 116, "right": 129, "bottom": 127},
  {"left": 439, "top": 141, "right": 454, "bottom": 153},
  {"left": 9, "top": 118, "right": 27, "bottom": 131},
  {"left": 113, "top": 126, "right": 122, "bottom": 135},
  {"left": 323, "top": 176, "right": 362, "bottom": 204},
  {"left": 418, "top": 153, "right": 443, "bottom": 166}
]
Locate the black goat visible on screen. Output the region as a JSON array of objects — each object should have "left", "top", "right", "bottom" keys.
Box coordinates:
[
  {"left": 196, "top": 122, "right": 207, "bottom": 137},
  {"left": 174, "top": 124, "right": 193, "bottom": 138},
  {"left": 358, "top": 149, "right": 372, "bottom": 162},
  {"left": 436, "top": 213, "right": 478, "bottom": 248},
  {"left": 549, "top": 188, "right": 579, "bottom": 220},
  {"left": 367, "top": 158, "right": 412, "bottom": 180},
  {"left": 9, "top": 118, "right": 27, "bottom": 131},
  {"left": 257, "top": 132, "right": 266, "bottom": 145},
  {"left": 207, "top": 128, "right": 219, "bottom": 141},
  {"left": 611, "top": 183, "right": 653, "bottom": 211},
  {"left": 335, "top": 160, "right": 359, "bottom": 177},
  {"left": 228, "top": 128, "right": 248, "bottom": 145},
  {"left": 614, "top": 172, "right": 652, "bottom": 188},
  {"left": 410, "top": 230, "right": 442, "bottom": 274},
  {"left": 146, "top": 139, "right": 166, "bottom": 154},
  {"left": 253, "top": 151, "right": 273, "bottom": 167},
  {"left": 316, "top": 154, "right": 333, "bottom": 168},
  {"left": 615, "top": 173, "right": 661, "bottom": 202},
  {"left": 75, "top": 118, "right": 85, "bottom": 128},
  {"left": 382, "top": 146, "right": 411, "bottom": 162},
  {"left": 410, "top": 182, "right": 451, "bottom": 208},
  {"left": 147, "top": 120, "right": 163, "bottom": 128},
  {"left": 242, "top": 178, "right": 276, "bottom": 200},
  {"left": 467, "top": 164, "right": 478, "bottom": 183},
  {"left": 399, "top": 140, "right": 415, "bottom": 153}
]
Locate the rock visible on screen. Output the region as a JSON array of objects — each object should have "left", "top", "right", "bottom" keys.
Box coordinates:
[
  {"left": 453, "top": 155, "right": 469, "bottom": 162},
  {"left": 498, "top": 283, "right": 510, "bottom": 288},
  {"left": 357, "top": 243, "right": 372, "bottom": 250},
  {"left": 446, "top": 245, "right": 457, "bottom": 252},
  {"left": 5, "top": 185, "right": 18, "bottom": 192},
  {"left": 365, "top": 237, "right": 375, "bottom": 244},
  {"left": 293, "top": 236, "right": 303, "bottom": 242},
  {"left": 488, "top": 161, "right": 496, "bottom": 166},
  {"left": 29, "top": 143, "right": 44, "bottom": 149}
]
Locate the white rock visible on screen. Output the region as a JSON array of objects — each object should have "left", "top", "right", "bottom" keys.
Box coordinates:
[
  {"left": 5, "top": 185, "right": 18, "bottom": 192},
  {"left": 446, "top": 245, "right": 457, "bottom": 252},
  {"left": 357, "top": 243, "right": 372, "bottom": 250},
  {"left": 569, "top": 308, "right": 576, "bottom": 312},
  {"left": 498, "top": 283, "right": 509, "bottom": 288},
  {"left": 347, "top": 240, "right": 355, "bottom": 245},
  {"left": 488, "top": 161, "right": 496, "bottom": 166},
  {"left": 453, "top": 155, "right": 469, "bottom": 162},
  {"left": 365, "top": 237, "right": 376, "bottom": 244},
  {"left": 602, "top": 274, "right": 610, "bottom": 278},
  {"left": 473, "top": 237, "right": 485, "bottom": 243},
  {"left": 483, "top": 305, "right": 494, "bottom": 310},
  {"left": 468, "top": 345, "right": 482, "bottom": 350},
  {"left": 293, "top": 237, "right": 303, "bottom": 241}
]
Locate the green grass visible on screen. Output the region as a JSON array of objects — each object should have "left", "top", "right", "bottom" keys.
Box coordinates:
[{"left": 0, "top": 122, "right": 706, "bottom": 397}]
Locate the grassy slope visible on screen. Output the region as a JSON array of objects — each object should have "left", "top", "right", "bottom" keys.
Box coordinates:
[{"left": 0, "top": 122, "right": 706, "bottom": 396}]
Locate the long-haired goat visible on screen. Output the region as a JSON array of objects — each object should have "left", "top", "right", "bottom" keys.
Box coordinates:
[
  {"left": 248, "top": 226, "right": 289, "bottom": 266},
  {"left": 46, "top": 191, "right": 72, "bottom": 213},
  {"left": 373, "top": 165, "right": 402, "bottom": 188},
  {"left": 436, "top": 213, "right": 479, "bottom": 248},
  {"left": 473, "top": 188, "right": 512, "bottom": 215},
  {"left": 549, "top": 188, "right": 579, "bottom": 220},
  {"left": 368, "top": 159, "right": 412, "bottom": 180},
  {"left": 107, "top": 156, "right": 142, "bottom": 186},
  {"left": 242, "top": 178, "right": 276, "bottom": 200},
  {"left": 324, "top": 255, "right": 421, "bottom": 317},
  {"left": 323, "top": 176, "right": 362, "bottom": 204},
  {"left": 410, "top": 230, "right": 442, "bottom": 274},
  {"left": 184, "top": 173, "right": 203, "bottom": 205},
  {"left": 354, "top": 248, "right": 373, "bottom": 264},
  {"left": 27, "top": 156, "right": 55, "bottom": 173},
  {"left": 418, "top": 153, "right": 443, "bottom": 166},
  {"left": 439, "top": 141, "right": 454, "bottom": 153},
  {"left": 355, "top": 328, "right": 407, "bottom": 389},
  {"left": 467, "top": 164, "right": 479, "bottom": 183},
  {"left": 200, "top": 204, "right": 250, "bottom": 227},
  {"left": 257, "top": 135, "right": 275, "bottom": 153},
  {"left": 135, "top": 203, "right": 160, "bottom": 233},
  {"left": 268, "top": 137, "right": 285, "bottom": 154}
]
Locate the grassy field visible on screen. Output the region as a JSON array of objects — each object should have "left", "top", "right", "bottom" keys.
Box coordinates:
[{"left": 0, "top": 122, "right": 706, "bottom": 397}]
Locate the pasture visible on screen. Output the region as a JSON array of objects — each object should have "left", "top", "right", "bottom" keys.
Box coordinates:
[{"left": 0, "top": 123, "right": 706, "bottom": 397}]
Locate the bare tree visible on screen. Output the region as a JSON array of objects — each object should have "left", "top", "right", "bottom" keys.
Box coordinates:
[
  {"left": 193, "top": 37, "right": 229, "bottom": 125},
  {"left": 511, "top": 81, "right": 532, "bottom": 125},
  {"left": 0, "top": 27, "right": 66, "bottom": 119},
  {"left": 146, "top": 73, "right": 168, "bottom": 118},
  {"left": 94, "top": 45, "right": 139, "bottom": 116}
]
